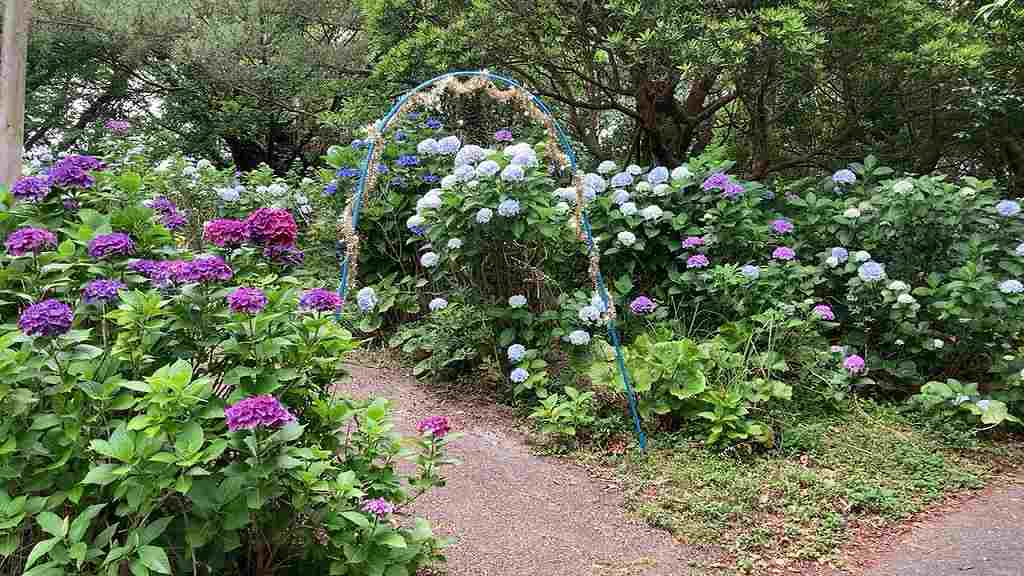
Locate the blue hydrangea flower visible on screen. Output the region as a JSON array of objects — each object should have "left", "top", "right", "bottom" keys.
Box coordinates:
[
  {"left": 476, "top": 208, "right": 493, "bottom": 224},
  {"left": 831, "top": 247, "right": 849, "bottom": 263},
  {"left": 336, "top": 167, "right": 359, "bottom": 178},
  {"left": 647, "top": 166, "right": 669, "bottom": 185},
  {"left": 498, "top": 198, "right": 521, "bottom": 217},
  {"left": 429, "top": 297, "right": 448, "bottom": 312},
  {"left": 422, "top": 173, "right": 439, "bottom": 183},
  {"left": 568, "top": 330, "right": 591, "bottom": 346},
  {"left": 511, "top": 152, "right": 538, "bottom": 167},
  {"left": 397, "top": 155, "right": 419, "bottom": 167},
  {"left": 454, "top": 165, "right": 476, "bottom": 182},
  {"left": 417, "top": 138, "right": 439, "bottom": 156},
  {"left": 394, "top": 130, "right": 407, "bottom": 142},
  {"left": 437, "top": 136, "right": 461, "bottom": 155},
  {"left": 501, "top": 164, "right": 525, "bottom": 183},
  {"left": 996, "top": 200, "right": 1021, "bottom": 217},
  {"left": 578, "top": 304, "right": 601, "bottom": 323},
  {"left": 357, "top": 287, "right": 377, "bottom": 312},
  {"left": 377, "top": 163, "right": 389, "bottom": 174},
  {"left": 612, "top": 190, "right": 630, "bottom": 206},
  {"left": 620, "top": 202, "right": 638, "bottom": 216},
  {"left": 610, "top": 172, "right": 633, "bottom": 188},
  {"left": 425, "top": 117, "right": 442, "bottom": 130},
  {"left": 510, "top": 368, "right": 529, "bottom": 383},
  {"left": 741, "top": 265, "right": 760, "bottom": 280},
  {"left": 350, "top": 139, "right": 366, "bottom": 149},
  {"left": 456, "top": 145, "right": 487, "bottom": 166},
  {"left": 597, "top": 160, "right": 617, "bottom": 174},
  {"left": 858, "top": 261, "right": 886, "bottom": 282},
  {"left": 999, "top": 279, "right": 1024, "bottom": 294},
  {"left": 476, "top": 160, "right": 501, "bottom": 178},
  {"left": 833, "top": 169, "right": 857, "bottom": 185},
  {"left": 406, "top": 214, "right": 427, "bottom": 235},
  {"left": 584, "top": 173, "right": 607, "bottom": 196},
  {"left": 508, "top": 294, "right": 527, "bottom": 308},
  {"left": 507, "top": 344, "right": 526, "bottom": 362},
  {"left": 323, "top": 181, "right": 338, "bottom": 197}
]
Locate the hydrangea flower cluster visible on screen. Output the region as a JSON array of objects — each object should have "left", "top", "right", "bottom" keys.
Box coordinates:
[
  {"left": 770, "top": 218, "right": 794, "bottom": 234},
  {"left": 999, "top": 279, "right": 1024, "bottom": 294},
  {"left": 702, "top": 173, "right": 744, "bottom": 199},
  {"left": 843, "top": 354, "right": 865, "bottom": 374},
  {"left": 476, "top": 208, "right": 493, "bottom": 224},
  {"left": 362, "top": 498, "right": 395, "bottom": 519},
  {"left": 507, "top": 344, "right": 526, "bottom": 363},
  {"left": 682, "top": 236, "right": 705, "bottom": 249},
  {"left": 578, "top": 304, "right": 601, "bottom": 323},
  {"left": 429, "top": 297, "right": 448, "bottom": 312},
  {"left": 406, "top": 214, "right": 427, "bottom": 236},
  {"left": 620, "top": 202, "right": 638, "bottom": 216},
  {"left": 597, "top": 160, "right": 617, "bottom": 174},
  {"left": 104, "top": 119, "right": 130, "bottom": 133},
  {"left": 11, "top": 176, "right": 51, "bottom": 202},
  {"left": 397, "top": 155, "right": 420, "bottom": 167},
  {"left": 48, "top": 155, "right": 103, "bottom": 188},
  {"left": 147, "top": 196, "right": 187, "bottom": 231},
  {"left": 494, "top": 129, "right": 514, "bottom": 142},
  {"left": 225, "top": 395, "right": 295, "bottom": 431},
  {"left": 18, "top": 299, "right": 74, "bottom": 337},
  {"left": 5, "top": 227, "right": 57, "bottom": 256},
  {"left": 244, "top": 208, "right": 297, "bottom": 247},
  {"left": 510, "top": 368, "right": 530, "bottom": 383},
  {"left": 813, "top": 304, "right": 835, "bottom": 320},
  {"left": 498, "top": 199, "right": 521, "bottom": 217},
  {"left": 996, "top": 200, "right": 1021, "bottom": 217},
  {"left": 568, "top": 330, "right": 591, "bottom": 346},
  {"left": 176, "top": 256, "right": 234, "bottom": 284},
  {"left": 641, "top": 205, "right": 663, "bottom": 221},
  {"left": 420, "top": 252, "right": 439, "bottom": 268},
  {"left": 832, "top": 169, "right": 857, "bottom": 185},
  {"left": 630, "top": 296, "right": 657, "bottom": 315},
  {"left": 204, "top": 218, "right": 249, "bottom": 247},
  {"left": 857, "top": 261, "right": 886, "bottom": 282},
  {"left": 262, "top": 244, "right": 304, "bottom": 267},
  {"left": 87, "top": 233, "right": 135, "bottom": 260},
  {"left": 416, "top": 415, "right": 451, "bottom": 438},
  {"left": 447, "top": 238, "right": 463, "bottom": 250},
  {"left": 227, "top": 287, "right": 268, "bottom": 315},
  {"left": 687, "top": 254, "right": 709, "bottom": 269},
  {"left": 299, "top": 288, "right": 342, "bottom": 312},
  {"left": 82, "top": 279, "right": 125, "bottom": 305},
  {"left": 741, "top": 264, "right": 760, "bottom": 280},
  {"left": 611, "top": 172, "right": 633, "bottom": 188},
  {"left": 501, "top": 165, "right": 525, "bottom": 183},
  {"left": 772, "top": 246, "right": 796, "bottom": 261},
  {"left": 357, "top": 287, "right": 378, "bottom": 311},
  {"left": 509, "top": 294, "right": 527, "bottom": 308},
  {"left": 617, "top": 231, "right": 636, "bottom": 247},
  {"left": 647, "top": 166, "right": 669, "bottom": 185}
]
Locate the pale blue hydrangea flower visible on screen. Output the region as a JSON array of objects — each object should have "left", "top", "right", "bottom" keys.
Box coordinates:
[
  {"left": 357, "top": 287, "right": 377, "bottom": 311},
  {"left": 641, "top": 205, "right": 663, "bottom": 221},
  {"left": 503, "top": 142, "right": 533, "bottom": 159},
  {"left": 832, "top": 169, "right": 856, "bottom": 185},
  {"left": 441, "top": 175, "right": 458, "bottom": 189},
  {"left": 591, "top": 292, "right": 607, "bottom": 311},
  {"left": 578, "top": 304, "right": 601, "bottom": 323},
  {"left": 977, "top": 399, "right": 991, "bottom": 410},
  {"left": 406, "top": 214, "right": 426, "bottom": 234},
  {"left": 476, "top": 208, "right": 493, "bottom": 224},
  {"left": 997, "top": 200, "right": 1021, "bottom": 217},
  {"left": 420, "top": 252, "right": 439, "bottom": 268},
  {"left": 999, "top": 279, "right": 1024, "bottom": 294},
  {"left": 831, "top": 247, "right": 849, "bottom": 263},
  {"left": 741, "top": 265, "right": 760, "bottom": 280},
  {"left": 613, "top": 190, "right": 631, "bottom": 206},
  {"left": 416, "top": 193, "right": 442, "bottom": 212},
  {"left": 511, "top": 152, "right": 538, "bottom": 167},
  {"left": 611, "top": 172, "right": 633, "bottom": 188},
  {"left": 454, "top": 165, "right": 476, "bottom": 182},
  {"left": 555, "top": 201, "right": 570, "bottom": 213},
  {"left": 218, "top": 186, "right": 241, "bottom": 202},
  {"left": 429, "top": 297, "right": 448, "bottom": 312},
  {"left": 858, "top": 261, "right": 885, "bottom": 282},
  {"left": 476, "top": 160, "right": 501, "bottom": 178},
  {"left": 671, "top": 165, "right": 692, "bottom": 181},
  {"left": 620, "top": 202, "right": 638, "bottom": 216},
  {"left": 501, "top": 164, "right": 525, "bottom": 183},
  {"left": 584, "top": 173, "right": 608, "bottom": 195},
  {"left": 647, "top": 166, "right": 669, "bottom": 185},
  {"left": 568, "top": 330, "right": 591, "bottom": 345},
  {"left": 508, "top": 294, "right": 527, "bottom": 308},
  {"left": 626, "top": 164, "right": 644, "bottom": 176},
  {"left": 447, "top": 238, "right": 463, "bottom": 250},
  {"left": 437, "top": 136, "right": 461, "bottom": 155},
  {"left": 507, "top": 343, "right": 526, "bottom": 362},
  {"left": 510, "top": 368, "right": 529, "bottom": 383},
  {"left": 498, "top": 198, "right": 521, "bottom": 217},
  {"left": 455, "top": 144, "right": 487, "bottom": 166},
  {"left": 556, "top": 187, "right": 577, "bottom": 203},
  {"left": 617, "top": 231, "right": 636, "bottom": 246},
  {"left": 417, "top": 138, "right": 439, "bottom": 156},
  {"left": 1016, "top": 242, "right": 1024, "bottom": 257}
]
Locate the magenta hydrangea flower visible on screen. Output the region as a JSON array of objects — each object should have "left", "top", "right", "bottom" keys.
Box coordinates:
[
  {"left": 204, "top": 218, "right": 249, "bottom": 247},
  {"left": 225, "top": 395, "right": 295, "bottom": 431},
  {"left": 770, "top": 218, "right": 794, "bottom": 234},
  {"left": 87, "top": 233, "right": 135, "bottom": 260},
  {"left": 813, "top": 304, "right": 835, "bottom": 321},
  {"left": 48, "top": 155, "right": 103, "bottom": 189},
  {"left": 175, "top": 255, "right": 233, "bottom": 284},
  {"left": 245, "top": 208, "right": 298, "bottom": 247},
  {"left": 681, "top": 236, "right": 705, "bottom": 249},
  {"left": 262, "top": 244, "right": 304, "bottom": 267},
  {"left": 361, "top": 498, "right": 395, "bottom": 519},
  {"left": 687, "top": 254, "right": 709, "bottom": 269},
  {"left": 18, "top": 299, "right": 73, "bottom": 337},
  {"left": 844, "top": 354, "right": 865, "bottom": 375},
  {"left": 299, "top": 288, "right": 342, "bottom": 312},
  {"left": 227, "top": 287, "right": 268, "bottom": 315},
  {"left": 104, "top": 119, "right": 130, "bottom": 133},
  {"left": 82, "top": 279, "right": 125, "bottom": 305},
  {"left": 772, "top": 246, "right": 796, "bottom": 261},
  {"left": 630, "top": 296, "right": 657, "bottom": 315},
  {"left": 11, "top": 176, "right": 51, "bottom": 202},
  {"left": 416, "top": 416, "right": 451, "bottom": 438},
  {"left": 494, "top": 129, "right": 514, "bottom": 142},
  {"left": 5, "top": 227, "right": 57, "bottom": 256}
]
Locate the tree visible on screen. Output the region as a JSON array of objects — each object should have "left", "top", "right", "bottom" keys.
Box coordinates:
[{"left": 1, "top": 0, "right": 32, "bottom": 188}]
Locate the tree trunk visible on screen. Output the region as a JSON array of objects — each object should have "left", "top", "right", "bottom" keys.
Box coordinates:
[
  {"left": 1003, "top": 136, "right": 1024, "bottom": 197},
  {"left": 0, "top": 0, "right": 31, "bottom": 189},
  {"left": 224, "top": 135, "right": 267, "bottom": 172}
]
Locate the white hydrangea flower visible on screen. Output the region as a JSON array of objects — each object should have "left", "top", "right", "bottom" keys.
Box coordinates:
[
  {"left": 217, "top": 186, "right": 240, "bottom": 202},
  {"left": 620, "top": 202, "right": 638, "bottom": 216},
  {"left": 476, "top": 208, "right": 493, "bottom": 224},
  {"left": 597, "top": 160, "right": 617, "bottom": 174},
  {"left": 196, "top": 159, "right": 213, "bottom": 171},
  {"left": 671, "top": 165, "right": 692, "bottom": 181},
  {"left": 568, "top": 330, "right": 591, "bottom": 346},
  {"left": 417, "top": 138, "right": 439, "bottom": 155},
  {"left": 429, "top": 297, "right": 448, "bottom": 312},
  {"left": 447, "top": 238, "right": 463, "bottom": 250},
  {"left": 653, "top": 184, "right": 670, "bottom": 196},
  {"left": 617, "top": 231, "right": 636, "bottom": 247},
  {"left": 578, "top": 305, "right": 601, "bottom": 323},
  {"left": 554, "top": 201, "right": 570, "bottom": 214},
  {"left": 635, "top": 181, "right": 652, "bottom": 193},
  {"left": 853, "top": 250, "right": 872, "bottom": 263},
  {"left": 892, "top": 179, "right": 914, "bottom": 195},
  {"left": 843, "top": 207, "right": 862, "bottom": 219},
  {"left": 508, "top": 294, "right": 527, "bottom": 308},
  {"left": 896, "top": 293, "right": 916, "bottom": 305},
  {"left": 626, "top": 164, "right": 643, "bottom": 176},
  {"left": 826, "top": 256, "right": 840, "bottom": 268},
  {"left": 467, "top": 180, "right": 479, "bottom": 189},
  {"left": 441, "top": 175, "right": 458, "bottom": 190},
  {"left": 420, "top": 252, "right": 439, "bottom": 268},
  {"left": 933, "top": 339, "right": 944, "bottom": 349},
  {"left": 416, "top": 193, "right": 442, "bottom": 212},
  {"left": 641, "top": 205, "right": 663, "bottom": 221},
  {"left": 182, "top": 165, "right": 197, "bottom": 177}
]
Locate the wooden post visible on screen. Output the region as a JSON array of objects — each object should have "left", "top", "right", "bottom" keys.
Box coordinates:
[{"left": 0, "top": 0, "right": 31, "bottom": 189}]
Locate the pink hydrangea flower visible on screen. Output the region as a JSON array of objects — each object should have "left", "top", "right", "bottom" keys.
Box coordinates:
[{"left": 225, "top": 395, "right": 295, "bottom": 431}]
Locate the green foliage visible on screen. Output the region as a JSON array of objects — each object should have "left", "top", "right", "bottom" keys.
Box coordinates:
[
  {"left": 909, "top": 379, "right": 1021, "bottom": 428},
  {"left": 389, "top": 302, "right": 494, "bottom": 380},
  {"left": 529, "top": 386, "right": 596, "bottom": 440}
]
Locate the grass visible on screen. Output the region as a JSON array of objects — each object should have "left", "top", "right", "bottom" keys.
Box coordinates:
[{"left": 580, "top": 398, "right": 1023, "bottom": 573}]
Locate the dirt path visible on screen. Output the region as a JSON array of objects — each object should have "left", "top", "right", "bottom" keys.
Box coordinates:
[
  {"left": 340, "top": 359, "right": 693, "bottom": 576},
  {"left": 851, "top": 480, "right": 1024, "bottom": 576}
]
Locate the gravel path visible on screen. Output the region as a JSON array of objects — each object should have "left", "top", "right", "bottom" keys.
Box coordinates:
[
  {"left": 856, "top": 480, "right": 1024, "bottom": 576},
  {"left": 340, "top": 359, "right": 692, "bottom": 576}
]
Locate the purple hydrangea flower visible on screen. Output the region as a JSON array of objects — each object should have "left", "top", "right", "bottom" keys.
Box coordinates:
[
  {"left": 299, "top": 288, "right": 342, "bottom": 312},
  {"left": 772, "top": 246, "right": 796, "bottom": 261},
  {"left": 832, "top": 169, "right": 857, "bottom": 185},
  {"left": 996, "top": 200, "right": 1021, "bottom": 217},
  {"left": 362, "top": 498, "right": 395, "bottom": 519},
  {"left": 425, "top": 117, "right": 442, "bottom": 130},
  {"left": 11, "top": 176, "right": 51, "bottom": 202},
  {"left": 857, "top": 261, "right": 885, "bottom": 282},
  {"left": 397, "top": 155, "right": 419, "bottom": 167},
  {"left": 47, "top": 155, "right": 103, "bottom": 189},
  {"left": 82, "top": 279, "right": 125, "bottom": 305},
  {"left": 813, "top": 304, "right": 835, "bottom": 321},
  {"left": 18, "top": 299, "right": 73, "bottom": 337},
  {"left": 227, "top": 287, "right": 268, "bottom": 314},
  {"left": 176, "top": 255, "right": 234, "bottom": 284},
  {"left": 630, "top": 296, "right": 657, "bottom": 315},
  {"left": 323, "top": 181, "right": 338, "bottom": 197},
  {"left": 350, "top": 139, "right": 366, "bottom": 149},
  {"left": 5, "top": 227, "right": 57, "bottom": 256},
  {"left": 87, "top": 233, "right": 135, "bottom": 260},
  {"left": 336, "top": 167, "right": 360, "bottom": 179},
  {"left": 416, "top": 416, "right": 451, "bottom": 438},
  {"left": 682, "top": 236, "right": 705, "bottom": 249},
  {"left": 494, "top": 129, "right": 514, "bottom": 142},
  {"left": 63, "top": 198, "right": 80, "bottom": 213},
  {"left": 262, "top": 243, "right": 305, "bottom": 267},
  {"left": 510, "top": 368, "right": 530, "bottom": 383},
  {"left": 843, "top": 354, "right": 865, "bottom": 375},
  {"left": 104, "top": 119, "right": 130, "bottom": 133},
  {"left": 422, "top": 173, "right": 439, "bottom": 183},
  {"left": 225, "top": 395, "right": 295, "bottom": 431},
  {"left": 204, "top": 218, "right": 249, "bottom": 247},
  {"left": 687, "top": 254, "right": 709, "bottom": 269},
  {"left": 770, "top": 218, "right": 794, "bottom": 234},
  {"left": 740, "top": 264, "right": 760, "bottom": 280}
]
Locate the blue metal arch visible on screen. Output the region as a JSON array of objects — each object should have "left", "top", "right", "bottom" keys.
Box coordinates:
[{"left": 337, "top": 70, "right": 646, "bottom": 450}]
